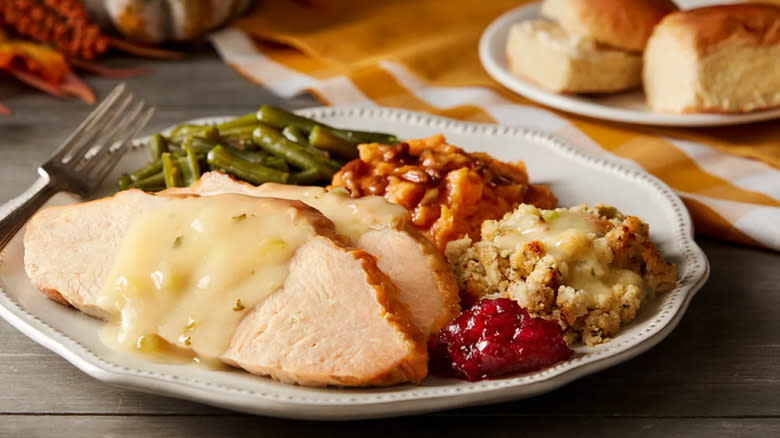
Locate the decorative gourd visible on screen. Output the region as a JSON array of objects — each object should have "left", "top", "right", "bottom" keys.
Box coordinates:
[{"left": 100, "top": 0, "right": 254, "bottom": 44}]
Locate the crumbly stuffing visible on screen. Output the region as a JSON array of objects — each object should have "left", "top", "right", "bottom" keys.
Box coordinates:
[{"left": 445, "top": 204, "right": 677, "bottom": 346}]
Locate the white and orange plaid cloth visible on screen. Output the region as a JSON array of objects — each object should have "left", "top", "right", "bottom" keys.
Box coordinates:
[{"left": 210, "top": 0, "right": 780, "bottom": 251}]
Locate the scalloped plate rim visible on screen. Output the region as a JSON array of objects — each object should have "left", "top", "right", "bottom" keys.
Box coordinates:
[{"left": 0, "top": 106, "right": 709, "bottom": 420}]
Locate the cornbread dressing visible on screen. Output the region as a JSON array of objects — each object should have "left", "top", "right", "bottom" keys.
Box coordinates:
[{"left": 446, "top": 204, "right": 676, "bottom": 345}]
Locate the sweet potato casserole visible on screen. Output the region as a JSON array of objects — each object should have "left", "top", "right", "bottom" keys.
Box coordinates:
[{"left": 330, "top": 134, "right": 557, "bottom": 250}]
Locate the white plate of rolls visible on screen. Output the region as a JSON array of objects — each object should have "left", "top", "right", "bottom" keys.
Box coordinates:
[{"left": 479, "top": 0, "right": 780, "bottom": 127}]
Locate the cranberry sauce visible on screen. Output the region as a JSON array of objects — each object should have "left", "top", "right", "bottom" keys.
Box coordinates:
[{"left": 430, "top": 298, "right": 573, "bottom": 381}]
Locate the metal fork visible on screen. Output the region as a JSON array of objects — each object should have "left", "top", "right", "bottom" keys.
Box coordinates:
[{"left": 0, "top": 83, "right": 155, "bottom": 251}]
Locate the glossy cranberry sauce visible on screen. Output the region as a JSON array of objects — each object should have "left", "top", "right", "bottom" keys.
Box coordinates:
[{"left": 430, "top": 298, "right": 573, "bottom": 381}]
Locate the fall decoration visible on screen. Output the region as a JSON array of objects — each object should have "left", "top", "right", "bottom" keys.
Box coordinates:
[
  {"left": 1, "top": 0, "right": 108, "bottom": 60},
  {"left": 0, "top": 0, "right": 184, "bottom": 113},
  {"left": 0, "top": 0, "right": 182, "bottom": 60},
  {"left": 0, "top": 28, "right": 94, "bottom": 109},
  {"left": 102, "top": 0, "right": 254, "bottom": 44}
]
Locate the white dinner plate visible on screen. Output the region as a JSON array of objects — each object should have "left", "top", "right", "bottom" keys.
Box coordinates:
[
  {"left": 0, "top": 107, "right": 709, "bottom": 420},
  {"left": 479, "top": 2, "right": 780, "bottom": 127}
]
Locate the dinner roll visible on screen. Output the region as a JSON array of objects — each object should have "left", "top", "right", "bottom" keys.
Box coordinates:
[
  {"left": 506, "top": 20, "right": 642, "bottom": 93},
  {"left": 541, "top": 0, "right": 679, "bottom": 51},
  {"left": 643, "top": 4, "right": 780, "bottom": 113}
]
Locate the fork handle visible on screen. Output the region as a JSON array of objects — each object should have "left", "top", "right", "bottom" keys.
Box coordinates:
[{"left": 0, "top": 172, "right": 58, "bottom": 252}]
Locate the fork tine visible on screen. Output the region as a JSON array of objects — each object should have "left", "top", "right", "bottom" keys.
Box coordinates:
[
  {"left": 89, "top": 106, "right": 155, "bottom": 186},
  {"left": 49, "top": 83, "right": 127, "bottom": 160},
  {"left": 82, "top": 99, "right": 146, "bottom": 173},
  {"left": 67, "top": 92, "right": 137, "bottom": 167}
]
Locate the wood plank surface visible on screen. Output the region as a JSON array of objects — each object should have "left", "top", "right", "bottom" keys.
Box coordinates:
[
  {"left": 1, "top": 416, "right": 779, "bottom": 438},
  {"left": 0, "top": 48, "right": 778, "bottom": 436}
]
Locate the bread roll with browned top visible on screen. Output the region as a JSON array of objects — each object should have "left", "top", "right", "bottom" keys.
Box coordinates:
[
  {"left": 507, "top": 0, "right": 677, "bottom": 93},
  {"left": 541, "top": 0, "right": 679, "bottom": 51},
  {"left": 643, "top": 4, "right": 780, "bottom": 113},
  {"left": 506, "top": 20, "right": 643, "bottom": 93}
]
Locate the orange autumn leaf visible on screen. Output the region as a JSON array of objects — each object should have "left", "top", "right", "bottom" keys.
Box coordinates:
[
  {"left": 0, "top": 30, "right": 95, "bottom": 104},
  {"left": 0, "top": 36, "right": 68, "bottom": 83}
]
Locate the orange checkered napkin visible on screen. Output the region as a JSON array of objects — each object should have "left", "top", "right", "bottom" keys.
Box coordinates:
[{"left": 210, "top": 0, "right": 780, "bottom": 251}]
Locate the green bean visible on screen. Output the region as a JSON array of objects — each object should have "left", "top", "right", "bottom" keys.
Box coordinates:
[
  {"left": 148, "top": 133, "right": 168, "bottom": 161},
  {"left": 120, "top": 106, "right": 401, "bottom": 193},
  {"left": 216, "top": 112, "right": 257, "bottom": 131},
  {"left": 308, "top": 125, "right": 359, "bottom": 160},
  {"left": 202, "top": 126, "right": 220, "bottom": 141},
  {"left": 168, "top": 124, "right": 202, "bottom": 143},
  {"left": 209, "top": 144, "right": 270, "bottom": 166},
  {"left": 252, "top": 125, "right": 340, "bottom": 179},
  {"left": 216, "top": 136, "right": 255, "bottom": 152},
  {"left": 243, "top": 137, "right": 259, "bottom": 150},
  {"left": 168, "top": 124, "right": 199, "bottom": 139},
  {"left": 283, "top": 125, "right": 339, "bottom": 161},
  {"left": 282, "top": 126, "right": 310, "bottom": 146},
  {"left": 169, "top": 124, "right": 219, "bottom": 144},
  {"left": 182, "top": 136, "right": 219, "bottom": 155},
  {"left": 263, "top": 155, "right": 289, "bottom": 172},
  {"left": 177, "top": 159, "right": 194, "bottom": 186},
  {"left": 219, "top": 125, "right": 261, "bottom": 151},
  {"left": 131, "top": 148, "right": 198, "bottom": 182},
  {"left": 118, "top": 174, "right": 133, "bottom": 191},
  {"left": 207, "top": 145, "right": 289, "bottom": 185},
  {"left": 130, "top": 159, "right": 163, "bottom": 182},
  {"left": 179, "top": 146, "right": 202, "bottom": 186},
  {"left": 290, "top": 168, "right": 321, "bottom": 185},
  {"left": 228, "top": 148, "right": 268, "bottom": 164},
  {"left": 257, "top": 105, "right": 399, "bottom": 145},
  {"left": 162, "top": 152, "right": 184, "bottom": 188},
  {"left": 219, "top": 124, "right": 259, "bottom": 139},
  {"left": 256, "top": 105, "right": 317, "bottom": 131},
  {"left": 224, "top": 146, "right": 289, "bottom": 172},
  {"left": 132, "top": 172, "right": 166, "bottom": 192},
  {"left": 333, "top": 128, "right": 399, "bottom": 145}
]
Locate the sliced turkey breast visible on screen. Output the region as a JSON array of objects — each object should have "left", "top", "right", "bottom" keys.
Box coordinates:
[
  {"left": 23, "top": 190, "right": 427, "bottom": 386},
  {"left": 166, "top": 172, "right": 461, "bottom": 339},
  {"left": 23, "top": 189, "right": 165, "bottom": 320},
  {"left": 223, "top": 238, "right": 426, "bottom": 386}
]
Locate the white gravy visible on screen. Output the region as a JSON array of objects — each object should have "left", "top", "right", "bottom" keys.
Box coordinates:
[
  {"left": 252, "top": 185, "right": 409, "bottom": 243},
  {"left": 493, "top": 207, "right": 645, "bottom": 305},
  {"left": 98, "top": 194, "right": 315, "bottom": 361}
]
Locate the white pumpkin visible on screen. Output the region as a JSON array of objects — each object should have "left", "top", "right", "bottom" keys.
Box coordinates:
[{"left": 100, "top": 0, "right": 254, "bottom": 43}]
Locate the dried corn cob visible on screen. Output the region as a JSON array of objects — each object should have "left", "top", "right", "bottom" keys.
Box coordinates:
[
  {"left": 0, "top": 0, "right": 181, "bottom": 60},
  {"left": 0, "top": 0, "right": 108, "bottom": 60}
]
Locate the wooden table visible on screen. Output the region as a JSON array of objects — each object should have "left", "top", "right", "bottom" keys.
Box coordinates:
[{"left": 1, "top": 50, "right": 778, "bottom": 437}]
